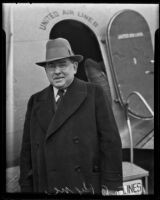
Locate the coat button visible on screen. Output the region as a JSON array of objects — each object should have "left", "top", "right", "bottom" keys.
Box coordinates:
[
  {"left": 73, "top": 137, "right": 79, "bottom": 144},
  {"left": 75, "top": 166, "right": 81, "bottom": 172}
]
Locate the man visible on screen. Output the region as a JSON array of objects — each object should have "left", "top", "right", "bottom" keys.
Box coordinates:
[{"left": 19, "top": 38, "right": 123, "bottom": 195}]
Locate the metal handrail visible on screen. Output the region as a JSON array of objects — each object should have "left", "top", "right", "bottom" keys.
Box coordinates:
[
  {"left": 125, "top": 91, "right": 154, "bottom": 163},
  {"left": 124, "top": 103, "right": 134, "bottom": 163},
  {"left": 126, "top": 91, "right": 154, "bottom": 117}
]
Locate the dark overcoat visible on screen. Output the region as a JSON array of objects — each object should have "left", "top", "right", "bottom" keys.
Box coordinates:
[{"left": 19, "top": 78, "right": 122, "bottom": 194}]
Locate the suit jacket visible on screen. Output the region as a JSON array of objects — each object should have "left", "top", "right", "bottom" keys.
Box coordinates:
[{"left": 19, "top": 78, "right": 123, "bottom": 194}]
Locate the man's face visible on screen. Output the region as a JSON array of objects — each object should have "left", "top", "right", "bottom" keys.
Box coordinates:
[{"left": 45, "top": 58, "right": 78, "bottom": 89}]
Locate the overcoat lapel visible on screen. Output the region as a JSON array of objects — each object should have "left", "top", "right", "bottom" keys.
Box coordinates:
[
  {"left": 46, "top": 78, "right": 87, "bottom": 140},
  {"left": 34, "top": 85, "right": 56, "bottom": 133}
]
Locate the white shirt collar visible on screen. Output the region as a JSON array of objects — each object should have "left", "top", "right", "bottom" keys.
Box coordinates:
[
  {"left": 53, "top": 87, "right": 67, "bottom": 101},
  {"left": 53, "top": 87, "right": 59, "bottom": 99},
  {"left": 52, "top": 78, "right": 75, "bottom": 101}
]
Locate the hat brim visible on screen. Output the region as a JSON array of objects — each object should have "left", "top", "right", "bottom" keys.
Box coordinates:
[{"left": 36, "top": 55, "right": 83, "bottom": 67}]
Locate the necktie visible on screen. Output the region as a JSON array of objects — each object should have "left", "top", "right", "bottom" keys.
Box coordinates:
[{"left": 56, "top": 89, "right": 65, "bottom": 108}]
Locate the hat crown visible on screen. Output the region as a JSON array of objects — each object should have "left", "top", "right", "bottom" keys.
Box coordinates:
[
  {"left": 36, "top": 38, "right": 83, "bottom": 66},
  {"left": 46, "top": 38, "right": 74, "bottom": 61},
  {"left": 47, "top": 38, "right": 71, "bottom": 50}
]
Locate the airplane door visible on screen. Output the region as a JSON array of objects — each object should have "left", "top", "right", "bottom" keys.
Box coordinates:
[
  {"left": 107, "top": 10, "right": 154, "bottom": 118},
  {"left": 49, "top": 20, "right": 103, "bottom": 81}
]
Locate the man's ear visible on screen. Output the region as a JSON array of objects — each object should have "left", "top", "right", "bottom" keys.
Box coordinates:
[{"left": 73, "top": 62, "right": 78, "bottom": 73}]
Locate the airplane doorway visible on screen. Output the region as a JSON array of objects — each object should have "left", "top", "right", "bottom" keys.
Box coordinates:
[{"left": 49, "top": 20, "right": 103, "bottom": 81}]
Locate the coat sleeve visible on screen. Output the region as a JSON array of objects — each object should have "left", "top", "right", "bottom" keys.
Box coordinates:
[
  {"left": 95, "top": 85, "right": 123, "bottom": 191},
  {"left": 19, "top": 95, "right": 34, "bottom": 192}
]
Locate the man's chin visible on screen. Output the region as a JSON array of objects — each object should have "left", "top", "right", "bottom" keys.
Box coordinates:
[{"left": 53, "top": 82, "right": 65, "bottom": 89}]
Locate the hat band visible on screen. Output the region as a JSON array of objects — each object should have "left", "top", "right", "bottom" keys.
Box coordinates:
[{"left": 46, "top": 47, "right": 73, "bottom": 61}]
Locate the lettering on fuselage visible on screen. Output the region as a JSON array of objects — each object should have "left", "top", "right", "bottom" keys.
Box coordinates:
[
  {"left": 39, "top": 11, "right": 60, "bottom": 30},
  {"left": 117, "top": 32, "right": 144, "bottom": 39},
  {"left": 77, "top": 12, "right": 98, "bottom": 27},
  {"left": 39, "top": 10, "right": 99, "bottom": 30}
]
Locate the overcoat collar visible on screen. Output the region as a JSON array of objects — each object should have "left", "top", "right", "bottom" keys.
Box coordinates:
[{"left": 45, "top": 78, "right": 87, "bottom": 140}]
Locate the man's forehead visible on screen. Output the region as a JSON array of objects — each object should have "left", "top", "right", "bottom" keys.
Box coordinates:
[{"left": 51, "top": 58, "right": 71, "bottom": 65}]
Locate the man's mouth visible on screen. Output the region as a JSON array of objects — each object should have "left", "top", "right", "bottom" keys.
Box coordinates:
[{"left": 54, "top": 77, "right": 64, "bottom": 81}]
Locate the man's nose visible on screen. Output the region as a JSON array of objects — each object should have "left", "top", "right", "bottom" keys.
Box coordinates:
[{"left": 54, "top": 66, "right": 61, "bottom": 74}]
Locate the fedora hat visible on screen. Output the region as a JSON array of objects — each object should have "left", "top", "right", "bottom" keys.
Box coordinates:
[{"left": 36, "top": 38, "right": 83, "bottom": 67}]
